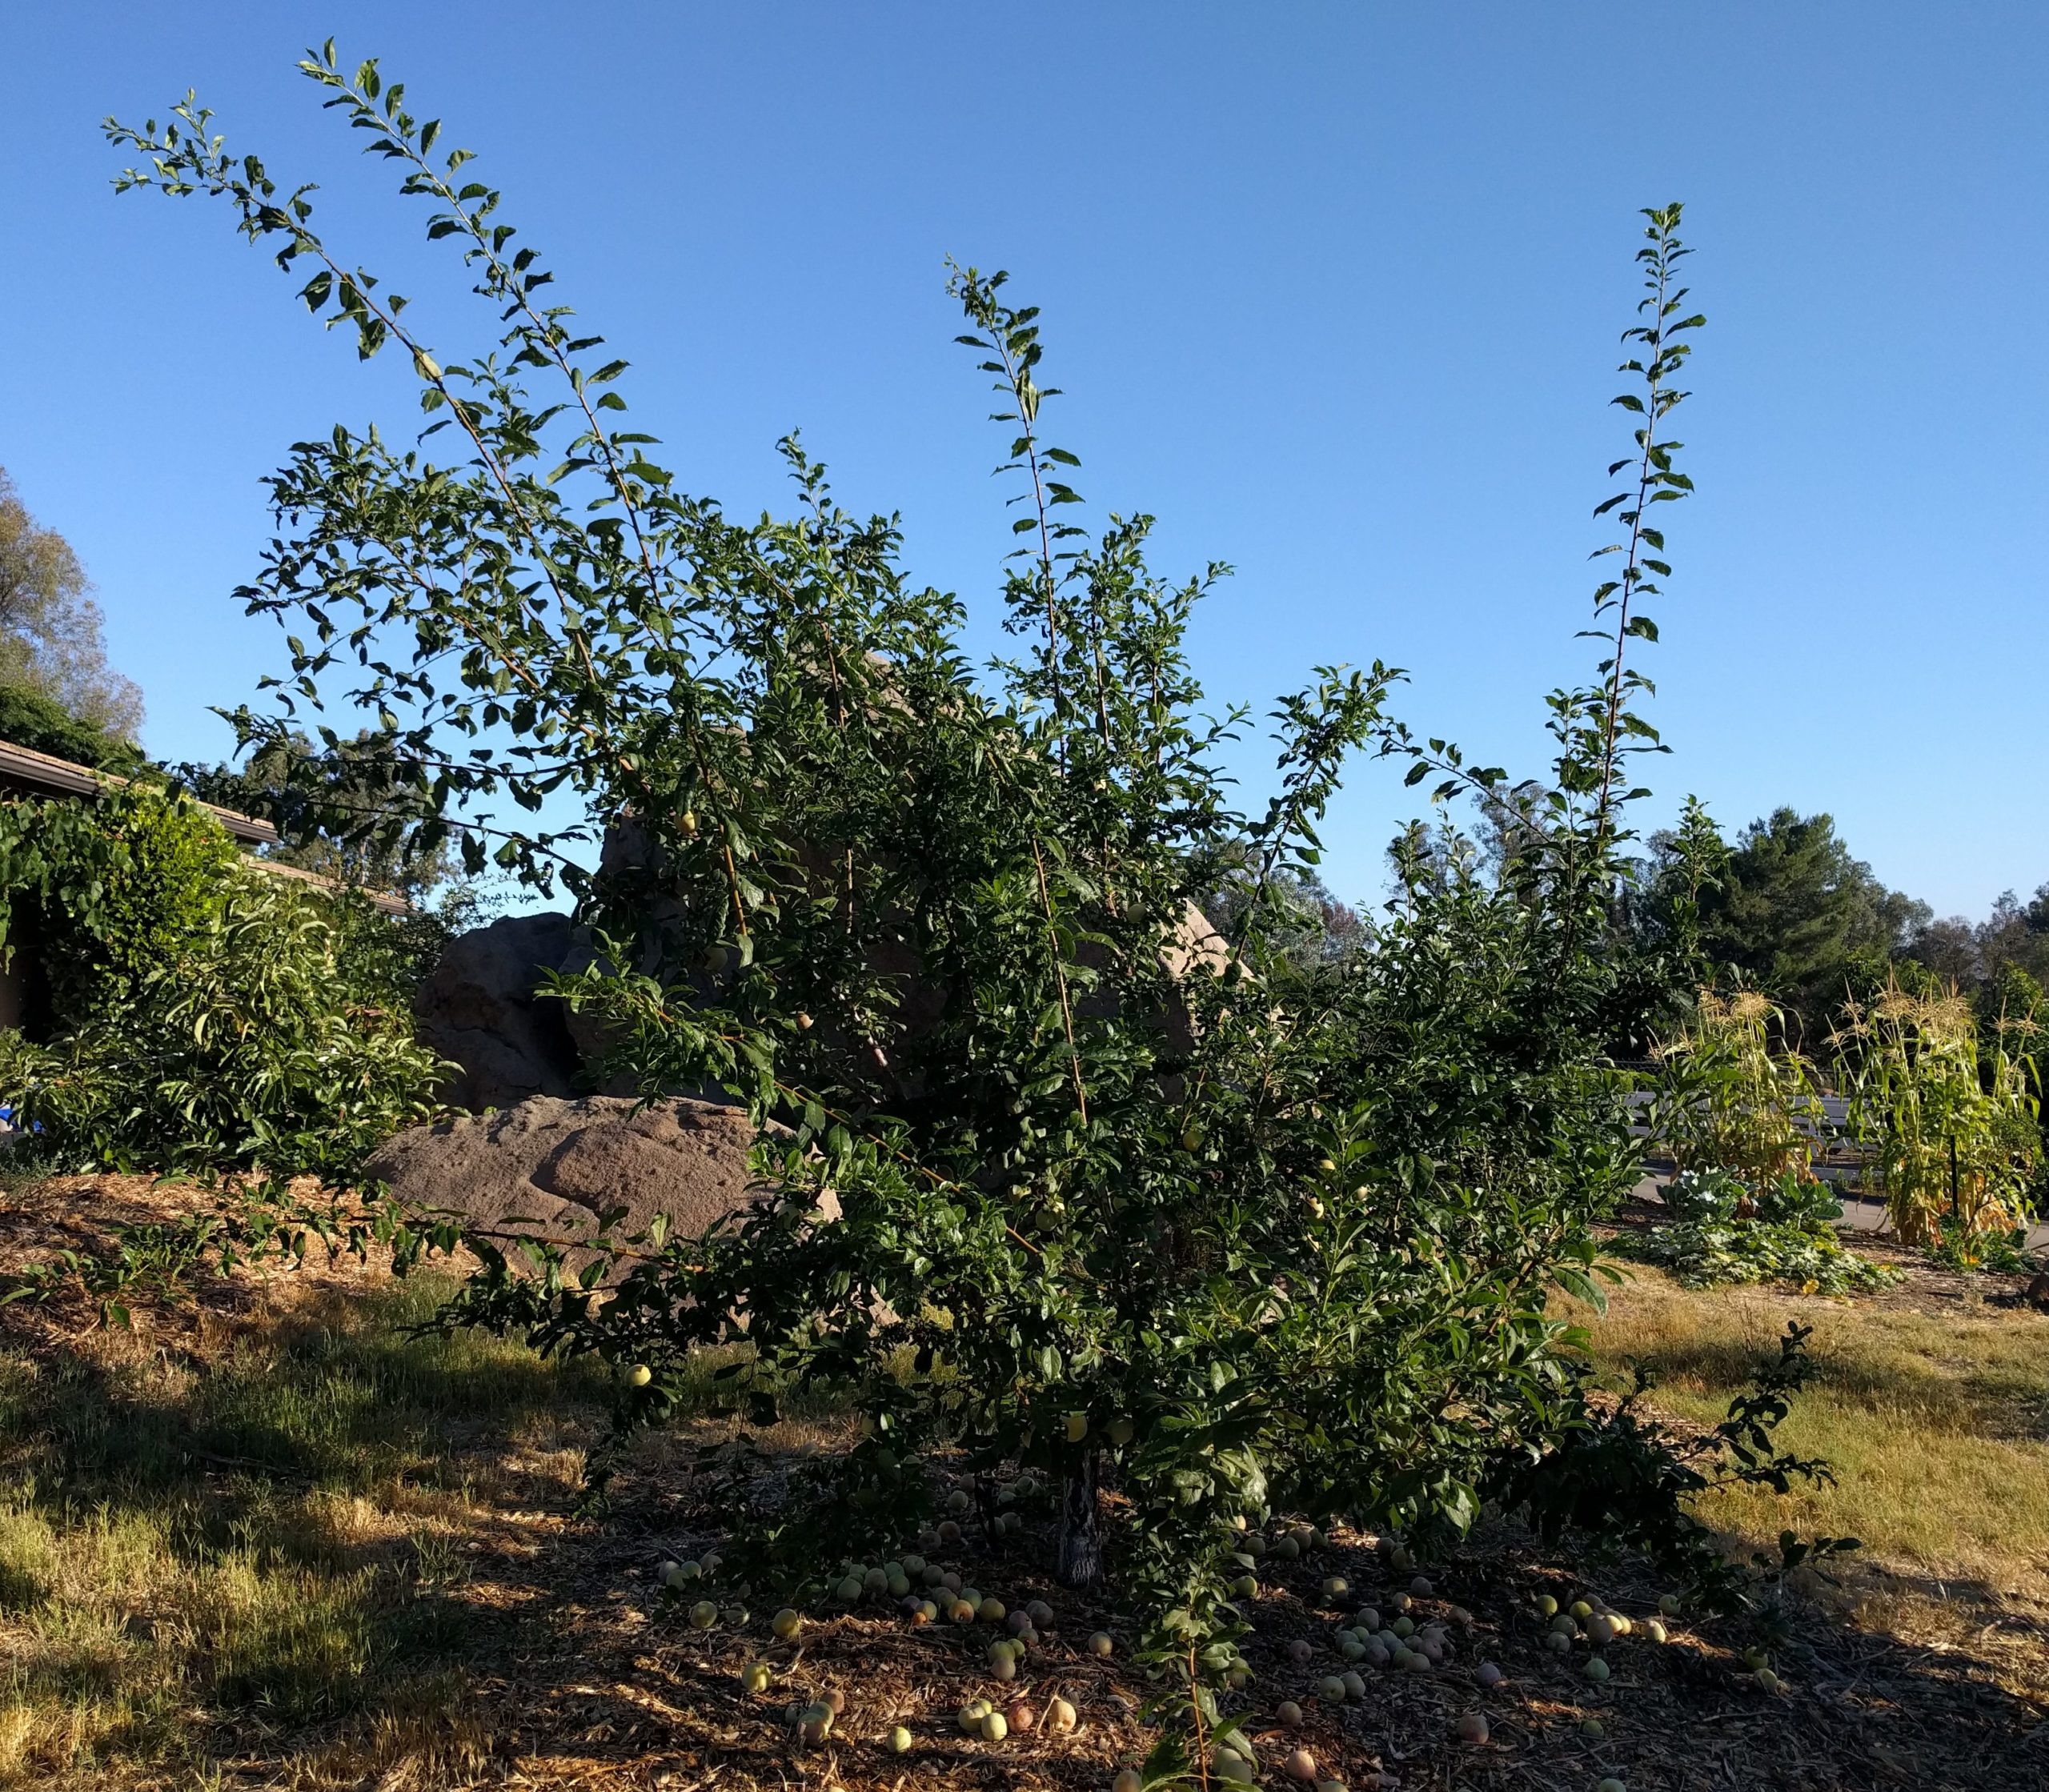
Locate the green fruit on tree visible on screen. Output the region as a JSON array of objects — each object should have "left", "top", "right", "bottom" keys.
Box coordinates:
[
  {"left": 628, "top": 1364, "right": 652, "bottom": 1388},
  {"left": 1106, "top": 1417, "right": 1135, "bottom": 1447},
  {"left": 1065, "top": 1413, "right": 1089, "bottom": 1442}
]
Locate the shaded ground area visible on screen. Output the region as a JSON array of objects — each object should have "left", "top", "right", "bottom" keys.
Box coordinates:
[{"left": 0, "top": 1172, "right": 2040, "bottom": 1790}]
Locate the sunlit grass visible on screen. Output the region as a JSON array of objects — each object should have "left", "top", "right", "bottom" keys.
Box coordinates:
[
  {"left": 1579, "top": 1265, "right": 2049, "bottom": 1596},
  {"left": 0, "top": 1273, "right": 604, "bottom": 1786}
]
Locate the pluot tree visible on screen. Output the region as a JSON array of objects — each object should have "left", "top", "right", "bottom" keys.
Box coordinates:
[{"left": 109, "top": 48, "right": 1726, "bottom": 1695}]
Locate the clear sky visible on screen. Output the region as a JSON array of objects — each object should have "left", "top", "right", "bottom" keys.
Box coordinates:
[{"left": 5, "top": 3, "right": 2043, "bottom": 920}]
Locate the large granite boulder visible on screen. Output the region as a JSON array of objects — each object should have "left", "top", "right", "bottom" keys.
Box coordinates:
[
  {"left": 413, "top": 912, "right": 582, "bottom": 1111},
  {"left": 365, "top": 1095, "right": 828, "bottom": 1268}
]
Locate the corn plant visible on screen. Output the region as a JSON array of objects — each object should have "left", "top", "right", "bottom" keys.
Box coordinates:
[
  {"left": 1653, "top": 986, "right": 1823, "bottom": 1185},
  {"left": 1834, "top": 974, "right": 2041, "bottom": 1245}
]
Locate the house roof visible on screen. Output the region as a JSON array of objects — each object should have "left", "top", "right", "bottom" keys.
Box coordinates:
[{"left": 0, "top": 737, "right": 411, "bottom": 916}]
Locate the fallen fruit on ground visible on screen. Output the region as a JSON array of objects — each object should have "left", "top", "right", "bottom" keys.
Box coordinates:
[
  {"left": 1285, "top": 1746, "right": 1317, "bottom": 1782},
  {"left": 1113, "top": 1770, "right": 1143, "bottom": 1792},
  {"left": 1277, "top": 1699, "right": 1304, "bottom": 1727},
  {"left": 888, "top": 1724, "right": 913, "bottom": 1754},
  {"left": 740, "top": 1661, "right": 772, "bottom": 1694},
  {"left": 772, "top": 1607, "right": 801, "bottom": 1639},
  {"left": 1477, "top": 1661, "right": 1503, "bottom": 1686},
  {"left": 1583, "top": 1656, "right": 1610, "bottom": 1682},
  {"left": 1089, "top": 1630, "right": 1115, "bottom": 1656},
  {"left": 688, "top": 1600, "right": 717, "bottom": 1630},
  {"left": 1048, "top": 1696, "right": 1078, "bottom": 1734},
  {"left": 981, "top": 1710, "right": 1008, "bottom": 1742},
  {"left": 1457, "top": 1712, "right": 1490, "bottom": 1745}
]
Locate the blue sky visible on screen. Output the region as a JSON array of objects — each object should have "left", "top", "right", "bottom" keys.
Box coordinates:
[{"left": 6, "top": 3, "right": 2044, "bottom": 920}]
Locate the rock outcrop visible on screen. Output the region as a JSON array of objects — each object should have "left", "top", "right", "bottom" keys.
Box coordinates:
[
  {"left": 412, "top": 912, "right": 582, "bottom": 1110},
  {"left": 365, "top": 1094, "right": 824, "bottom": 1269}
]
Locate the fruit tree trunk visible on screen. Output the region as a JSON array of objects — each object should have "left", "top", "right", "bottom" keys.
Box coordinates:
[{"left": 1057, "top": 1449, "right": 1105, "bottom": 1587}]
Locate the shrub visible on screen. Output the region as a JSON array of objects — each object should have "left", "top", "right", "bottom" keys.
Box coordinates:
[
  {"left": 0, "top": 872, "right": 445, "bottom": 1177},
  {"left": 0, "top": 782, "right": 243, "bottom": 1018},
  {"left": 114, "top": 56, "right": 1821, "bottom": 1726},
  {"left": 0, "top": 678, "right": 142, "bottom": 772},
  {"left": 0, "top": 782, "right": 447, "bottom": 1178}
]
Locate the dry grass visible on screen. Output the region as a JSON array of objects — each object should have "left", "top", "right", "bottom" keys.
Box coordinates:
[
  {"left": 1581, "top": 1260, "right": 2049, "bottom": 1597},
  {"left": 0, "top": 1172, "right": 2045, "bottom": 1790}
]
